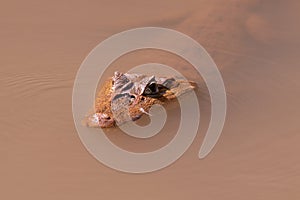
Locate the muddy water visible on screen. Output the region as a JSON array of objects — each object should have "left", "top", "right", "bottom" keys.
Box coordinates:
[{"left": 1, "top": 0, "right": 300, "bottom": 199}]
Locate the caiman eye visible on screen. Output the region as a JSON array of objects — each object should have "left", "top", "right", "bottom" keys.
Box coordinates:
[
  {"left": 144, "top": 87, "right": 152, "bottom": 95},
  {"left": 148, "top": 83, "right": 158, "bottom": 92},
  {"left": 144, "top": 83, "right": 158, "bottom": 95}
]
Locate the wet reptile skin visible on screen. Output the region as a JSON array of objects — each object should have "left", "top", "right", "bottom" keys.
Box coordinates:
[{"left": 85, "top": 71, "right": 195, "bottom": 128}]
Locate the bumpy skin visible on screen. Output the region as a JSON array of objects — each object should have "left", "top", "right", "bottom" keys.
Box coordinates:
[{"left": 85, "top": 71, "right": 195, "bottom": 128}]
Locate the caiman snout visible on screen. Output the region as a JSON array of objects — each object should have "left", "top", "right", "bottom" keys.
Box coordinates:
[{"left": 86, "top": 113, "right": 115, "bottom": 128}]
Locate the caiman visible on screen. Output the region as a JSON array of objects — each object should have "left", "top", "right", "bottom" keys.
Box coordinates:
[{"left": 85, "top": 71, "right": 195, "bottom": 128}]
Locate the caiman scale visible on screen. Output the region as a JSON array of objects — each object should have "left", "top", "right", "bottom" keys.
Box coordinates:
[{"left": 85, "top": 71, "right": 195, "bottom": 128}]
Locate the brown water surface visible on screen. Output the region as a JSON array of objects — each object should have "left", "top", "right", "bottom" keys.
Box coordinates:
[{"left": 1, "top": 0, "right": 300, "bottom": 199}]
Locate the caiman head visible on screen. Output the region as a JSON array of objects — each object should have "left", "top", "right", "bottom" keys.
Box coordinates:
[{"left": 85, "top": 71, "right": 195, "bottom": 128}]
